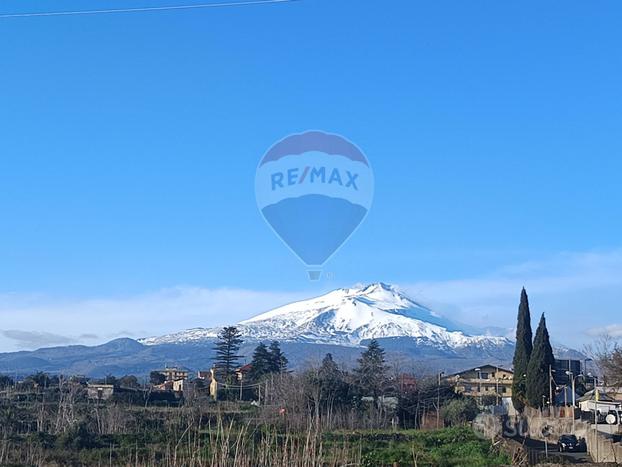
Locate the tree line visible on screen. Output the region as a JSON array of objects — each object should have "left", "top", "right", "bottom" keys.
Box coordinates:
[
  {"left": 209, "top": 327, "right": 474, "bottom": 429},
  {"left": 211, "top": 325, "right": 397, "bottom": 400},
  {"left": 211, "top": 326, "right": 289, "bottom": 384}
]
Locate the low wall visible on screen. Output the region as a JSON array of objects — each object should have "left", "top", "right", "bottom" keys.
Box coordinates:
[
  {"left": 473, "top": 413, "right": 504, "bottom": 439},
  {"left": 512, "top": 409, "right": 589, "bottom": 441},
  {"left": 474, "top": 412, "right": 622, "bottom": 465},
  {"left": 519, "top": 408, "right": 622, "bottom": 463},
  {"left": 585, "top": 427, "right": 622, "bottom": 463}
]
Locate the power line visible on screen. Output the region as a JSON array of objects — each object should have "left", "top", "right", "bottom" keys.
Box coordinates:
[{"left": 0, "top": 0, "right": 298, "bottom": 19}]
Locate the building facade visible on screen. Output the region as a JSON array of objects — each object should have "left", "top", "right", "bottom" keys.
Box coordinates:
[
  {"left": 159, "top": 368, "right": 189, "bottom": 382},
  {"left": 553, "top": 359, "right": 582, "bottom": 385},
  {"left": 447, "top": 364, "right": 514, "bottom": 400},
  {"left": 87, "top": 383, "right": 115, "bottom": 400}
]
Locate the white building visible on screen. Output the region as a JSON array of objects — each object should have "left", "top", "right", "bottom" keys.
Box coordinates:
[{"left": 578, "top": 389, "right": 621, "bottom": 414}]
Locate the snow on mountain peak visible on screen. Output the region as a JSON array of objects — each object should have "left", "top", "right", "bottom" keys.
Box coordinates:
[
  {"left": 240, "top": 282, "right": 413, "bottom": 324},
  {"left": 139, "top": 283, "right": 511, "bottom": 350}
]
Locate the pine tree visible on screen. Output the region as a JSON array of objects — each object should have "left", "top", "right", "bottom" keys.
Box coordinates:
[
  {"left": 213, "top": 326, "right": 243, "bottom": 383},
  {"left": 318, "top": 353, "right": 348, "bottom": 407},
  {"left": 526, "top": 313, "right": 555, "bottom": 408},
  {"left": 249, "top": 342, "right": 272, "bottom": 381},
  {"left": 302, "top": 353, "right": 350, "bottom": 417},
  {"left": 318, "top": 353, "right": 342, "bottom": 395},
  {"left": 354, "top": 339, "right": 388, "bottom": 399},
  {"left": 268, "top": 341, "right": 288, "bottom": 373},
  {"left": 319, "top": 353, "right": 339, "bottom": 378},
  {"left": 511, "top": 288, "right": 533, "bottom": 412}
]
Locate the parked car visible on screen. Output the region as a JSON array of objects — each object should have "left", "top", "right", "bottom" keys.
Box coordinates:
[{"left": 557, "top": 434, "right": 586, "bottom": 452}]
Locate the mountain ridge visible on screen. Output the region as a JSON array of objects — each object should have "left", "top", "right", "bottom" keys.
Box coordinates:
[{"left": 138, "top": 283, "right": 511, "bottom": 352}]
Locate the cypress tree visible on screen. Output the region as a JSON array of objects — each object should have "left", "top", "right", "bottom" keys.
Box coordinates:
[
  {"left": 526, "top": 313, "right": 555, "bottom": 408},
  {"left": 511, "top": 288, "right": 533, "bottom": 412},
  {"left": 213, "top": 326, "right": 243, "bottom": 383}
]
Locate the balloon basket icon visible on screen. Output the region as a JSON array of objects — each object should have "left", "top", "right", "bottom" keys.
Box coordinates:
[{"left": 307, "top": 270, "right": 322, "bottom": 281}]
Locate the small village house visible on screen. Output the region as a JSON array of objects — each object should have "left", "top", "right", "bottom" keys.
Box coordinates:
[
  {"left": 152, "top": 367, "right": 190, "bottom": 393},
  {"left": 86, "top": 383, "right": 116, "bottom": 401},
  {"left": 159, "top": 367, "right": 189, "bottom": 382},
  {"left": 235, "top": 363, "right": 252, "bottom": 381},
  {"left": 398, "top": 373, "right": 417, "bottom": 394},
  {"left": 578, "top": 389, "right": 622, "bottom": 414},
  {"left": 447, "top": 364, "right": 514, "bottom": 400},
  {"left": 197, "top": 370, "right": 211, "bottom": 380}
]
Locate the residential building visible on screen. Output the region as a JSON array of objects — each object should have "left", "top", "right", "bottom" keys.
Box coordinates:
[
  {"left": 398, "top": 374, "right": 417, "bottom": 394},
  {"left": 578, "top": 389, "right": 622, "bottom": 414},
  {"left": 197, "top": 370, "right": 211, "bottom": 380},
  {"left": 609, "top": 387, "right": 622, "bottom": 401},
  {"left": 553, "top": 359, "right": 582, "bottom": 385},
  {"left": 159, "top": 368, "right": 189, "bottom": 382},
  {"left": 172, "top": 379, "right": 187, "bottom": 392},
  {"left": 235, "top": 363, "right": 252, "bottom": 381},
  {"left": 447, "top": 364, "right": 514, "bottom": 399},
  {"left": 87, "top": 383, "right": 115, "bottom": 401}
]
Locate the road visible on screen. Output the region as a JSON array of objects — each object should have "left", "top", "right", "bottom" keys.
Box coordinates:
[{"left": 514, "top": 435, "right": 592, "bottom": 464}]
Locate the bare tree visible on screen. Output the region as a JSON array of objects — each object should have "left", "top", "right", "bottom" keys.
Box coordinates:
[{"left": 588, "top": 335, "right": 622, "bottom": 386}]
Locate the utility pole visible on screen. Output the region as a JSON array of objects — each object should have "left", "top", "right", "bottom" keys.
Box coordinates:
[
  {"left": 548, "top": 365, "right": 554, "bottom": 411},
  {"left": 544, "top": 436, "right": 548, "bottom": 458},
  {"left": 436, "top": 371, "right": 444, "bottom": 429},
  {"left": 542, "top": 425, "right": 551, "bottom": 458},
  {"left": 565, "top": 370, "right": 582, "bottom": 433},
  {"left": 594, "top": 402, "right": 599, "bottom": 462},
  {"left": 564, "top": 385, "right": 568, "bottom": 406},
  {"left": 239, "top": 373, "right": 243, "bottom": 401}
]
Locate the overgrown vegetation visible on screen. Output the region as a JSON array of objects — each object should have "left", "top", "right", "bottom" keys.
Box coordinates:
[
  {"left": 0, "top": 391, "right": 507, "bottom": 467},
  {"left": 0, "top": 336, "right": 509, "bottom": 465}
]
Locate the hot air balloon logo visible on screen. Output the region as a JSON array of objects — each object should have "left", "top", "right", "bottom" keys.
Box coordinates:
[{"left": 255, "top": 131, "right": 374, "bottom": 280}]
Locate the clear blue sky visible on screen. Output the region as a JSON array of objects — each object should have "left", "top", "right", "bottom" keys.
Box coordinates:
[{"left": 1, "top": 0, "right": 621, "bottom": 350}]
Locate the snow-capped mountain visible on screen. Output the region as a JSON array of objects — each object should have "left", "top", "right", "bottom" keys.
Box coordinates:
[
  {"left": 0, "top": 283, "right": 582, "bottom": 377},
  {"left": 139, "top": 283, "right": 511, "bottom": 352}
]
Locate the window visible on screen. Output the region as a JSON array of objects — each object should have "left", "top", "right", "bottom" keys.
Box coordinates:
[{"left": 480, "top": 372, "right": 489, "bottom": 379}]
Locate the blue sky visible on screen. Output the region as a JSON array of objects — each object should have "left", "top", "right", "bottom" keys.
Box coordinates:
[{"left": 0, "top": 0, "right": 621, "bottom": 351}]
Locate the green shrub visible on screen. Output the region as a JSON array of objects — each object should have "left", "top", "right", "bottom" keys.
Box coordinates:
[
  {"left": 441, "top": 398, "right": 479, "bottom": 426},
  {"left": 56, "top": 423, "right": 100, "bottom": 450}
]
